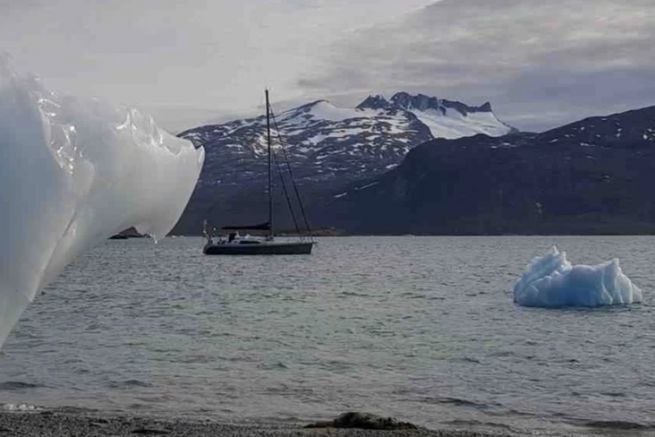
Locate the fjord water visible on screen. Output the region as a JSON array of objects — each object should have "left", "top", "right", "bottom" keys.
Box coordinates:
[{"left": 0, "top": 237, "right": 653, "bottom": 436}]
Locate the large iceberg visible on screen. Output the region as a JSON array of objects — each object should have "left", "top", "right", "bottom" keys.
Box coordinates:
[
  {"left": 513, "top": 246, "right": 642, "bottom": 308},
  {"left": 0, "top": 57, "right": 204, "bottom": 347}
]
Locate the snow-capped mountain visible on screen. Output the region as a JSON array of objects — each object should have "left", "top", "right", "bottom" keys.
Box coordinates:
[
  {"left": 180, "top": 92, "right": 513, "bottom": 185},
  {"left": 357, "top": 92, "right": 513, "bottom": 139},
  {"left": 175, "top": 92, "right": 514, "bottom": 232}
]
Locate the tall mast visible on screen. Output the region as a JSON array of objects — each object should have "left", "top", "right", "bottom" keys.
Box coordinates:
[{"left": 265, "top": 89, "right": 273, "bottom": 237}]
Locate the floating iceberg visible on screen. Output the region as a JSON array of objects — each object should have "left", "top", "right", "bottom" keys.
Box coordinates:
[
  {"left": 0, "top": 57, "right": 204, "bottom": 347},
  {"left": 513, "top": 246, "right": 642, "bottom": 308}
]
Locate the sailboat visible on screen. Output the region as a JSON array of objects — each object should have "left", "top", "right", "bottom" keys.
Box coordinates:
[{"left": 202, "top": 90, "right": 315, "bottom": 255}]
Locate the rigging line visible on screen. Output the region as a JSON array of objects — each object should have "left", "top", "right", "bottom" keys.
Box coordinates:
[
  {"left": 265, "top": 90, "right": 273, "bottom": 237},
  {"left": 269, "top": 108, "right": 313, "bottom": 238},
  {"left": 273, "top": 148, "right": 301, "bottom": 235},
  {"left": 203, "top": 135, "right": 268, "bottom": 220}
]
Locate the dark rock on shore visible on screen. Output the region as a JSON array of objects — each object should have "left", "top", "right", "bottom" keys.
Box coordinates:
[
  {"left": 306, "top": 412, "right": 418, "bottom": 430},
  {"left": 584, "top": 420, "right": 654, "bottom": 430},
  {"left": 0, "top": 410, "right": 515, "bottom": 437},
  {"left": 109, "top": 227, "right": 147, "bottom": 240},
  {"left": 131, "top": 426, "right": 172, "bottom": 434}
]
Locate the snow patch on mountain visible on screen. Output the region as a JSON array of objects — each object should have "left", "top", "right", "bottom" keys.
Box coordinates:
[
  {"left": 385, "top": 92, "right": 513, "bottom": 139},
  {"left": 413, "top": 107, "right": 512, "bottom": 139},
  {"left": 292, "top": 100, "right": 377, "bottom": 122}
]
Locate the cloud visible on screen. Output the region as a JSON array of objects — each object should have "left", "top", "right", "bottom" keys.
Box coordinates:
[
  {"left": 0, "top": 0, "right": 431, "bottom": 130},
  {"left": 303, "top": 0, "right": 655, "bottom": 131},
  {"left": 2, "top": 0, "right": 653, "bottom": 131}
]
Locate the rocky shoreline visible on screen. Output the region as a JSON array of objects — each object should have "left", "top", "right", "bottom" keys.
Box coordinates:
[{"left": 0, "top": 410, "right": 512, "bottom": 437}]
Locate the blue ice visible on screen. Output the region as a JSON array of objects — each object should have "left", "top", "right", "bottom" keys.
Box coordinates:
[{"left": 513, "top": 246, "right": 642, "bottom": 308}]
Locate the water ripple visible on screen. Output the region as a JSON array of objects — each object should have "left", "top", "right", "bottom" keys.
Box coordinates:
[{"left": 0, "top": 236, "right": 653, "bottom": 437}]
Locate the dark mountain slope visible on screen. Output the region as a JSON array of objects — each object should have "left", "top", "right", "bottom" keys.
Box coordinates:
[{"left": 325, "top": 106, "right": 655, "bottom": 234}]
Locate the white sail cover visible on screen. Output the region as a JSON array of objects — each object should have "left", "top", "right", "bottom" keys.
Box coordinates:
[{"left": 0, "top": 57, "right": 205, "bottom": 347}]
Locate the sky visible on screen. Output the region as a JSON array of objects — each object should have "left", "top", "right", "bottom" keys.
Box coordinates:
[{"left": 1, "top": 0, "right": 654, "bottom": 132}]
